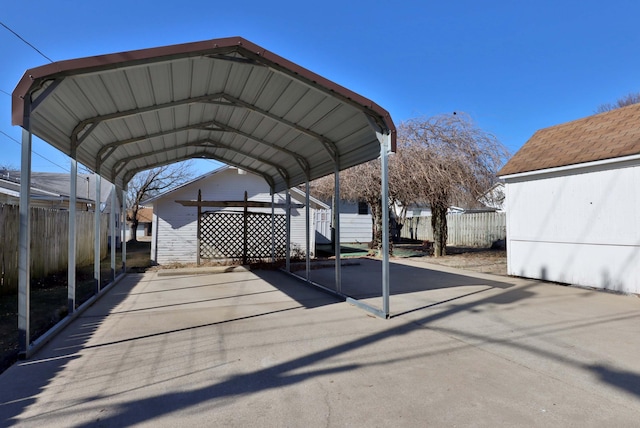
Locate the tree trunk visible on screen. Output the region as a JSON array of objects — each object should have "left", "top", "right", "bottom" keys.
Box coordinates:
[
  {"left": 130, "top": 219, "right": 139, "bottom": 243},
  {"left": 431, "top": 202, "right": 448, "bottom": 257},
  {"left": 370, "top": 199, "right": 382, "bottom": 251},
  {"left": 369, "top": 198, "right": 393, "bottom": 256}
]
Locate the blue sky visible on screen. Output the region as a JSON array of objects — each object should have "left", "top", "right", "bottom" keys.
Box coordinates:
[{"left": 2, "top": 0, "right": 639, "bottom": 175}]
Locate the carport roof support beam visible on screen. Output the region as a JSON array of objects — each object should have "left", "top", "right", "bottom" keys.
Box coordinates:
[
  {"left": 110, "top": 140, "right": 290, "bottom": 185},
  {"left": 12, "top": 37, "right": 395, "bottom": 194},
  {"left": 218, "top": 95, "right": 339, "bottom": 162},
  {"left": 72, "top": 93, "right": 225, "bottom": 149}
]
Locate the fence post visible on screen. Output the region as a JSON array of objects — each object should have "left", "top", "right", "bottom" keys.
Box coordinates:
[
  {"left": 197, "top": 189, "right": 202, "bottom": 266},
  {"left": 243, "top": 191, "right": 248, "bottom": 265}
]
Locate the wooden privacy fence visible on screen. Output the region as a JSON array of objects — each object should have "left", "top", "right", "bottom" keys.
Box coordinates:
[
  {"left": 400, "top": 212, "right": 506, "bottom": 248},
  {"left": 0, "top": 204, "right": 108, "bottom": 295}
]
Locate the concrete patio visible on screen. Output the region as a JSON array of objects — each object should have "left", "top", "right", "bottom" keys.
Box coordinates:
[{"left": 1, "top": 259, "right": 639, "bottom": 427}]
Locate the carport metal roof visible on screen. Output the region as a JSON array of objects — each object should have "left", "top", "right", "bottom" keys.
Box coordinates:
[
  {"left": 12, "top": 36, "right": 396, "bottom": 192},
  {"left": 11, "top": 37, "right": 396, "bottom": 356}
]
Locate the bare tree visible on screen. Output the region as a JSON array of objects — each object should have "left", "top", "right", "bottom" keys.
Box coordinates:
[
  {"left": 0, "top": 163, "right": 16, "bottom": 174},
  {"left": 595, "top": 92, "right": 640, "bottom": 113},
  {"left": 313, "top": 113, "right": 507, "bottom": 257},
  {"left": 396, "top": 113, "right": 509, "bottom": 256},
  {"left": 313, "top": 160, "right": 387, "bottom": 252},
  {"left": 126, "top": 161, "right": 195, "bottom": 242}
]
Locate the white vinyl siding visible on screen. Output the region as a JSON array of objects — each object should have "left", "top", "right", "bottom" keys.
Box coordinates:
[
  {"left": 505, "top": 160, "right": 640, "bottom": 294},
  {"left": 151, "top": 168, "right": 313, "bottom": 264},
  {"left": 339, "top": 213, "right": 372, "bottom": 243}
]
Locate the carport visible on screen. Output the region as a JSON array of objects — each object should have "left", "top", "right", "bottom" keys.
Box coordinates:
[{"left": 11, "top": 36, "right": 396, "bottom": 355}]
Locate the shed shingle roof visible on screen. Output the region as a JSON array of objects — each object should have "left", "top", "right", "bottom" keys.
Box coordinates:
[{"left": 498, "top": 103, "right": 640, "bottom": 176}]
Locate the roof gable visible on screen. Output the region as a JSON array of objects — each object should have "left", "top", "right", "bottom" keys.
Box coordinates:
[
  {"left": 146, "top": 166, "right": 329, "bottom": 209},
  {"left": 12, "top": 37, "right": 395, "bottom": 192},
  {"left": 499, "top": 103, "right": 640, "bottom": 176}
]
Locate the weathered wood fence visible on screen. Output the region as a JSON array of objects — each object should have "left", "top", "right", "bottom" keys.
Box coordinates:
[
  {"left": 400, "top": 212, "right": 506, "bottom": 247},
  {"left": 0, "top": 204, "right": 108, "bottom": 295}
]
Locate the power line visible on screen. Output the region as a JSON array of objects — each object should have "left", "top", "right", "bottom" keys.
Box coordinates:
[
  {"left": 0, "top": 20, "right": 54, "bottom": 63},
  {"left": 1, "top": 89, "right": 11, "bottom": 96},
  {"left": 0, "top": 130, "right": 69, "bottom": 172}
]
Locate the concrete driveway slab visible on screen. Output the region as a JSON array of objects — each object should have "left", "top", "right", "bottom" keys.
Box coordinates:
[{"left": 1, "top": 262, "right": 639, "bottom": 427}]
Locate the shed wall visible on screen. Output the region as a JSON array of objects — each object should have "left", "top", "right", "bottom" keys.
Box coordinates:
[
  {"left": 151, "top": 169, "right": 311, "bottom": 264},
  {"left": 337, "top": 200, "right": 372, "bottom": 243},
  {"left": 339, "top": 213, "right": 373, "bottom": 243},
  {"left": 505, "top": 161, "right": 640, "bottom": 293}
]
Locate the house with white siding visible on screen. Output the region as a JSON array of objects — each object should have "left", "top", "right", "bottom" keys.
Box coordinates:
[
  {"left": 499, "top": 103, "right": 640, "bottom": 294},
  {"left": 335, "top": 200, "right": 373, "bottom": 243},
  {"left": 146, "top": 166, "right": 328, "bottom": 265}
]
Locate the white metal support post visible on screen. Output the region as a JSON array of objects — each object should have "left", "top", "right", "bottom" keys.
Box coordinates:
[
  {"left": 68, "top": 157, "right": 77, "bottom": 314},
  {"left": 378, "top": 131, "right": 391, "bottom": 318},
  {"left": 271, "top": 191, "right": 275, "bottom": 263},
  {"left": 18, "top": 127, "right": 32, "bottom": 354},
  {"left": 94, "top": 174, "right": 101, "bottom": 292},
  {"left": 285, "top": 191, "right": 291, "bottom": 272},
  {"left": 334, "top": 163, "right": 341, "bottom": 293},
  {"left": 110, "top": 183, "right": 116, "bottom": 281},
  {"left": 121, "top": 188, "right": 127, "bottom": 273},
  {"left": 305, "top": 180, "right": 311, "bottom": 281}
]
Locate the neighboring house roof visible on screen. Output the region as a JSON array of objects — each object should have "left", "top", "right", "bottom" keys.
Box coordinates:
[
  {"left": 477, "top": 182, "right": 505, "bottom": 211},
  {"left": 128, "top": 207, "right": 153, "bottom": 223},
  {"left": 0, "top": 177, "right": 60, "bottom": 199},
  {"left": 499, "top": 103, "right": 640, "bottom": 176},
  {"left": 0, "top": 170, "right": 118, "bottom": 210}
]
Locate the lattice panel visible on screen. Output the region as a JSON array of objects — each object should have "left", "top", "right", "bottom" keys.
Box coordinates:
[{"left": 200, "top": 211, "right": 286, "bottom": 262}]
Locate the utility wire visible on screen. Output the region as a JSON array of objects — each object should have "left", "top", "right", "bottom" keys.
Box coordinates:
[
  {"left": 0, "top": 130, "right": 69, "bottom": 172},
  {"left": 0, "top": 20, "right": 54, "bottom": 63},
  {"left": 0, "top": 22, "right": 66, "bottom": 172}
]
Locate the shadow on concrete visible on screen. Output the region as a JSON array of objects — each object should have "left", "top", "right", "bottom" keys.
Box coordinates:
[
  {"left": 38, "top": 275, "right": 640, "bottom": 427},
  {"left": 252, "top": 269, "right": 343, "bottom": 309},
  {"left": 0, "top": 273, "right": 145, "bottom": 426},
  {"left": 589, "top": 364, "right": 640, "bottom": 398},
  {"left": 309, "top": 258, "right": 513, "bottom": 298},
  {"left": 302, "top": 257, "right": 518, "bottom": 317},
  {"left": 2, "top": 266, "right": 639, "bottom": 426}
]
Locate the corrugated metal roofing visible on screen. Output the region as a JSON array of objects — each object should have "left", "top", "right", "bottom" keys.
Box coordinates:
[
  {"left": 499, "top": 102, "right": 640, "bottom": 176},
  {"left": 12, "top": 37, "right": 395, "bottom": 192}
]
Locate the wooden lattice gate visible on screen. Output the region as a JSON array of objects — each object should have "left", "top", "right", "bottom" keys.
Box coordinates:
[{"left": 199, "top": 211, "right": 286, "bottom": 262}]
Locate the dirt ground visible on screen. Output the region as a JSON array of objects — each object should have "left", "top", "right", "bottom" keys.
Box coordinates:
[
  {"left": 0, "top": 241, "right": 152, "bottom": 375},
  {"left": 419, "top": 247, "right": 507, "bottom": 276},
  {"left": 330, "top": 241, "right": 508, "bottom": 276}
]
